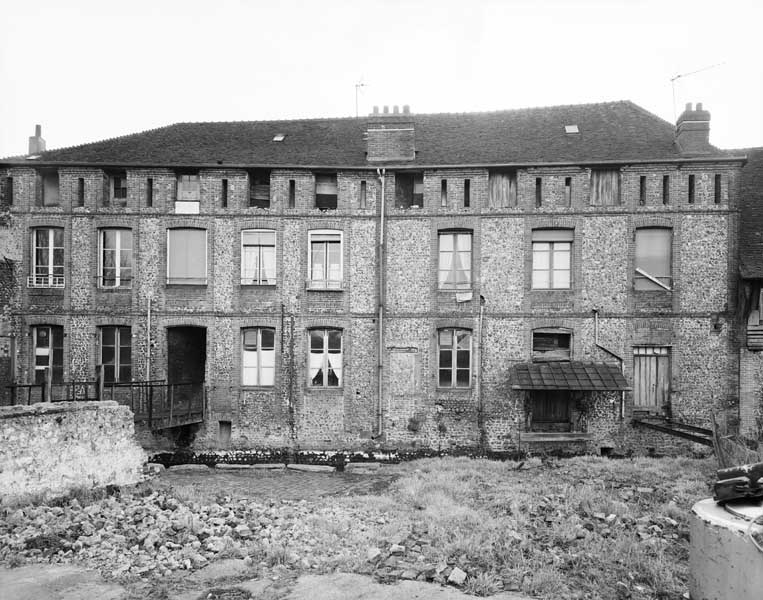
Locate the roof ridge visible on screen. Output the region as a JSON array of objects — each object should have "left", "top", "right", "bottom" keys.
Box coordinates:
[{"left": 34, "top": 123, "right": 181, "bottom": 157}]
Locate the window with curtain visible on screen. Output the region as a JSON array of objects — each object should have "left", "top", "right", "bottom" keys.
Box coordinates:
[
  {"left": 438, "top": 231, "right": 472, "bottom": 290},
  {"left": 100, "top": 229, "right": 132, "bottom": 288},
  {"left": 531, "top": 229, "right": 573, "bottom": 289},
  {"left": 33, "top": 325, "right": 64, "bottom": 384},
  {"left": 100, "top": 326, "right": 132, "bottom": 383},
  {"left": 315, "top": 174, "right": 338, "bottom": 210},
  {"left": 635, "top": 228, "right": 672, "bottom": 290},
  {"left": 241, "top": 230, "right": 276, "bottom": 285},
  {"left": 30, "top": 228, "right": 65, "bottom": 288},
  {"left": 242, "top": 327, "right": 275, "bottom": 386},
  {"left": 438, "top": 328, "right": 472, "bottom": 388},
  {"left": 589, "top": 170, "right": 621, "bottom": 206},
  {"left": 395, "top": 172, "right": 424, "bottom": 208},
  {"left": 309, "top": 230, "right": 342, "bottom": 289},
  {"left": 167, "top": 228, "right": 207, "bottom": 284},
  {"left": 309, "top": 328, "right": 342, "bottom": 387}
]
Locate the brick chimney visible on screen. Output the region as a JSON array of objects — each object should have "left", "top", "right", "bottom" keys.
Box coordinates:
[
  {"left": 28, "top": 124, "right": 46, "bottom": 155},
  {"left": 366, "top": 105, "right": 415, "bottom": 162},
  {"left": 675, "top": 102, "right": 712, "bottom": 154}
]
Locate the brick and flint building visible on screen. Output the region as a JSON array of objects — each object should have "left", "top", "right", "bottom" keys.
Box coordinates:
[{"left": 0, "top": 101, "right": 746, "bottom": 454}]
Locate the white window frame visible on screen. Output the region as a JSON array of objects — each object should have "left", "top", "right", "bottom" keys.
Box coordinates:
[
  {"left": 100, "top": 326, "right": 132, "bottom": 383},
  {"left": 438, "top": 231, "right": 473, "bottom": 290},
  {"left": 531, "top": 229, "right": 573, "bottom": 290},
  {"left": 308, "top": 229, "right": 343, "bottom": 289},
  {"left": 29, "top": 227, "right": 65, "bottom": 288},
  {"left": 166, "top": 228, "right": 208, "bottom": 285},
  {"left": 437, "top": 328, "right": 472, "bottom": 388},
  {"left": 242, "top": 327, "right": 276, "bottom": 387},
  {"left": 241, "top": 229, "right": 276, "bottom": 285},
  {"left": 32, "top": 325, "right": 64, "bottom": 384},
  {"left": 308, "top": 328, "right": 343, "bottom": 387},
  {"left": 634, "top": 227, "right": 673, "bottom": 291},
  {"left": 99, "top": 228, "right": 133, "bottom": 288}
]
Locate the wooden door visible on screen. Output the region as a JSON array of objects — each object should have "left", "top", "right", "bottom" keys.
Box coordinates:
[
  {"left": 633, "top": 347, "right": 670, "bottom": 411},
  {"left": 531, "top": 391, "right": 571, "bottom": 431}
]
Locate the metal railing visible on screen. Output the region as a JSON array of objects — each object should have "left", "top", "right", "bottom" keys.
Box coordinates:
[
  {"left": 27, "top": 275, "right": 65, "bottom": 288},
  {"left": 104, "top": 379, "right": 205, "bottom": 430}
]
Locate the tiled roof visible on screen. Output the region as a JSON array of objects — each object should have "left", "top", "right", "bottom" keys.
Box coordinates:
[
  {"left": 738, "top": 147, "right": 763, "bottom": 278},
  {"left": 511, "top": 361, "right": 630, "bottom": 391},
  {"left": 1, "top": 101, "right": 734, "bottom": 167}
]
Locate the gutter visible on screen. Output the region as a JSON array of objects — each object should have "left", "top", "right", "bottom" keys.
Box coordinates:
[
  {"left": 376, "top": 168, "right": 386, "bottom": 437},
  {"left": 592, "top": 308, "right": 626, "bottom": 420}
]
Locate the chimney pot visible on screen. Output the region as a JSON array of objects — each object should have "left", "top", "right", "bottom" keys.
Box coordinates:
[
  {"left": 685, "top": 102, "right": 692, "bottom": 111},
  {"left": 403, "top": 105, "right": 410, "bottom": 114},
  {"left": 393, "top": 105, "right": 399, "bottom": 114},
  {"left": 696, "top": 102, "right": 703, "bottom": 111},
  {"left": 383, "top": 105, "right": 389, "bottom": 114},
  {"left": 372, "top": 105, "right": 379, "bottom": 114},
  {"left": 35, "top": 124, "right": 41, "bottom": 137},
  {"left": 28, "top": 124, "right": 46, "bottom": 155}
]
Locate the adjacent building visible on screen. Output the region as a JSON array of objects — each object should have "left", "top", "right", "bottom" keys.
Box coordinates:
[{"left": 0, "top": 101, "right": 745, "bottom": 454}]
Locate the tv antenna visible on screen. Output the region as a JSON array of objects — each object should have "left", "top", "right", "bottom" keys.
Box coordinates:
[
  {"left": 355, "top": 80, "right": 367, "bottom": 118},
  {"left": 670, "top": 62, "right": 725, "bottom": 120}
]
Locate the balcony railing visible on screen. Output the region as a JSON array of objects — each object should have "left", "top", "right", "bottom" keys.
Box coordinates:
[{"left": 27, "top": 275, "right": 65, "bottom": 288}]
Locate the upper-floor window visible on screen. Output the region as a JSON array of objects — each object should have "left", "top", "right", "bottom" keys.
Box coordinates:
[
  {"left": 531, "top": 229, "right": 572, "bottom": 289},
  {"left": 488, "top": 171, "right": 517, "bottom": 208},
  {"left": 635, "top": 227, "right": 672, "bottom": 291},
  {"left": 395, "top": 172, "right": 424, "bottom": 208},
  {"left": 32, "top": 325, "right": 63, "bottom": 384},
  {"left": 249, "top": 171, "right": 271, "bottom": 209},
  {"left": 438, "top": 231, "right": 472, "bottom": 290},
  {"left": 29, "top": 228, "right": 64, "bottom": 288},
  {"left": 38, "top": 169, "right": 59, "bottom": 207},
  {"left": 590, "top": 170, "right": 621, "bottom": 206},
  {"left": 99, "top": 229, "right": 132, "bottom": 288},
  {"left": 109, "top": 172, "right": 128, "bottom": 207},
  {"left": 438, "top": 328, "right": 471, "bottom": 388},
  {"left": 241, "top": 229, "right": 276, "bottom": 285},
  {"left": 242, "top": 327, "right": 275, "bottom": 386},
  {"left": 308, "top": 230, "right": 342, "bottom": 289},
  {"left": 315, "top": 174, "right": 337, "bottom": 210},
  {"left": 100, "top": 326, "right": 132, "bottom": 383},
  {"left": 533, "top": 329, "right": 571, "bottom": 361},
  {"left": 177, "top": 174, "right": 200, "bottom": 202},
  {"left": 309, "top": 328, "right": 342, "bottom": 387},
  {"left": 167, "top": 228, "right": 206, "bottom": 285},
  {"left": 1, "top": 176, "right": 13, "bottom": 206}
]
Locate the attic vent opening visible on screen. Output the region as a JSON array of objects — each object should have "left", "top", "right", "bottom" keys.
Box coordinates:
[
  {"left": 272, "top": 134, "right": 286, "bottom": 142},
  {"left": 564, "top": 125, "right": 579, "bottom": 134}
]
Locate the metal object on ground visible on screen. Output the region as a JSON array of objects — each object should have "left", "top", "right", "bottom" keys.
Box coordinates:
[{"left": 713, "top": 462, "right": 763, "bottom": 503}]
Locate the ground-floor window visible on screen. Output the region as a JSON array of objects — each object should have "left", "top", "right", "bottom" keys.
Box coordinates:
[
  {"left": 33, "top": 325, "right": 64, "bottom": 383},
  {"left": 242, "top": 327, "right": 275, "bottom": 386},
  {"left": 100, "top": 326, "right": 132, "bottom": 383},
  {"left": 309, "top": 328, "right": 342, "bottom": 387}
]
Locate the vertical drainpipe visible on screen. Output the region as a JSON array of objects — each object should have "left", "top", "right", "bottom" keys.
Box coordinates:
[
  {"left": 376, "top": 168, "right": 386, "bottom": 436},
  {"left": 146, "top": 295, "right": 152, "bottom": 379},
  {"left": 476, "top": 295, "right": 486, "bottom": 449}
]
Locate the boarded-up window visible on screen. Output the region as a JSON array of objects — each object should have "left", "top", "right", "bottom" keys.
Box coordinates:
[
  {"left": 315, "top": 174, "right": 337, "bottom": 210},
  {"left": 532, "top": 329, "right": 571, "bottom": 361},
  {"left": 633, "top": 346, "right": 670, "bottom": 411},
  {"left": 488, "top": 172, "right": 517, "bottom": 208},
  {"left": 249, "top": 171, "right": 271, "bottom": 208},
  {"left": 635, "top": 228, "right": 672, "bottom": 291},
  {"left": 395, "top": 173, "right": 423, "bottom": 208},
  {"left": 167, "top": 228, "right": 206, "bottom": 284},
  {"left": 590, "top": 170, "right": 621, "bottom": 205}
]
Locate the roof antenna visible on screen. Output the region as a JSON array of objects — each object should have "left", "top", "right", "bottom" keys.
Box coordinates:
[
  {"left": 670, "top": 62, "right": 725, "bottom": 120},
  {"left": 355, "top": 79, "right": 367, "bottom": 118}
]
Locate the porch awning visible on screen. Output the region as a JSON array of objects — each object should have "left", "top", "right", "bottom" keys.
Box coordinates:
[{"left": 511, "top": 361, "right": 630, "bottom": 391}]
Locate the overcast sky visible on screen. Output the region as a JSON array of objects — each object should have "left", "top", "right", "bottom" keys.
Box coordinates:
[{"left": 1, "top": 0, "right": 761, "bottom": 158}]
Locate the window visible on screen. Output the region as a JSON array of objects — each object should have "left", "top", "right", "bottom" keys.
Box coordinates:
[
  {"left": 99, "top": 229, "right": 132, "bottom": 288},
  {"left": 167, "top": 228, "right": 207, "bottom": 284},
  {"left": 440, "top": 180, "right": 447, "bottom": 207},
  {"left": 438, "top": 328, "right": 471, "bottom": 388},
  {"left": 32, "top": 325, "right": 63, "bottom": 384},
  {"left": 438, "top": 231, "right": 472, "bottom": 290},
  {"left": 1, "top": 176, "right": 12, "bottom": 206},
  {"left": 395, "top": 172, "right": 423, "bottom": 208},
  {"left": 464, "top": 179, "right": 471, "bottom": 208},
  {"left": 241, "top": 229, "right": 276, "bottom": 285},
  {"left": 309, "top": 328, "right": 342, "bottom": 387},
  {"left": 100, "top": 326, "right": 132, "bottom": 383},
  {"left": 308, "top": 230, "right": 342, "bottom": 289},
  {"left": 177, "top": 174, "right": 200, "bottom": 201},
  {"left": 221, "top": 179, "right": 228, "bottom": 208},
  {"left": 564, "top": 177, "right": 572, "bottom": 207},
  {"left": 662, "top": 175, "right": 670, "bottom": 204},
  {"left": 532, "top": 229, "right": 572, "bottom": 289},
  {"left": 488, "top": 171, "right": 517, "bottom": 208},
  {"left": 315, "top": 174, "right": 337, "bottom": 210},
  {"left": 146, "top": 178, "right": 154, "bottom": 207},
  {"left": 288, "top": 179, "right": 296, "bottom": 208},
  {"left": 111, "top": 173, "right": 127, "bottom": 206},
  {"left": 360, "top": 180, "right": 367, "bottom": 209},
  {"left": 30, "top": 228, "right": 64, "bottom": 288},
  {"left": 535, "top": 178, "right": 542, "bottom": 207},
  {"left": 77, "top": 178, "right": 85, "bottom": 207},
  {"left": 242, "top": 327, "right": 275, "bottom": 386},
  {"left": 533, "top": 329, "right": 571, "bottom": 361},
  {"left": 714, "top": 174, "right": 722, "bottom": 204},
  {"left": 639, "top": 176, "right": 646, "bottom": 206},
  {"left": 635, "top": 228, "right": 672, "bottom": 291},
  {"left": 249, "top": 171, "right": 270, "bottom": 209},
  {"left": 39, "top": 169, "right": 60, "bottom": 206},
  {"left": 590, "top": 170, "right": 621, "bottom": 205},
  {"left": 688, "top": 174, "right": 695, "bottom": 204}
]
